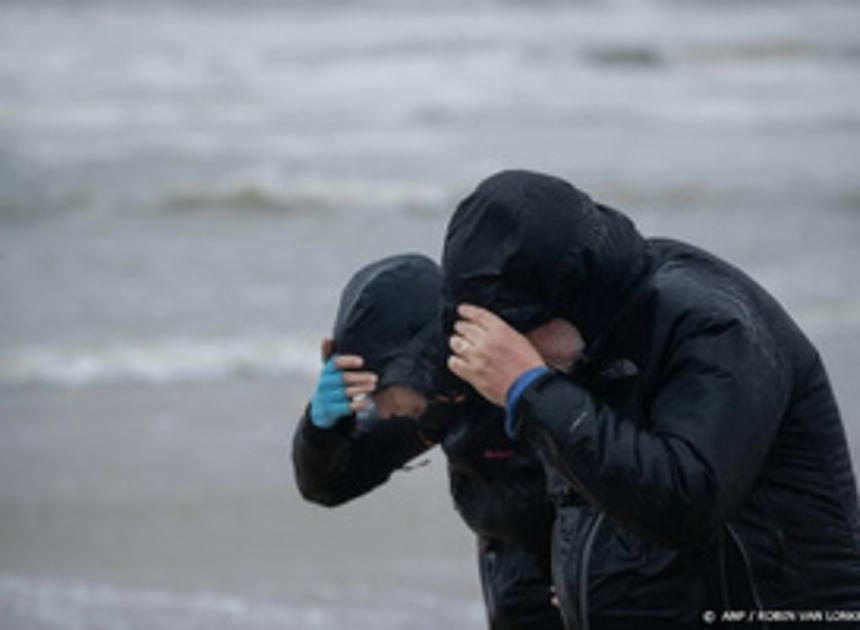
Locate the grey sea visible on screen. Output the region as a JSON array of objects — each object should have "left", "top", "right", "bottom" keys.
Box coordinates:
[{"left": 1, "top": 0, "right": 859, "bottom": 627}]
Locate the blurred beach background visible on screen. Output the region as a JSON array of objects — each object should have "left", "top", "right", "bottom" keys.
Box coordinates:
[{"left": 2, "top": 0, "right": 859, "bottom": 627}]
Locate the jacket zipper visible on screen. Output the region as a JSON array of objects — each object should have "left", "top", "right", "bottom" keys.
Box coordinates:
[
  {"left": 575, "top": 518, "right": 765, "bottom": 629},
  {"left": 578, "top": 512, "right": 605, "bottom": 630},
  {"left": 726, "top": 524, "right": 768, "bottom": 630}
]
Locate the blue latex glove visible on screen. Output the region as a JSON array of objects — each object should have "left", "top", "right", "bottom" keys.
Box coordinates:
[{"left": 310, "top": 358, "right": 351, "bottom": 429}]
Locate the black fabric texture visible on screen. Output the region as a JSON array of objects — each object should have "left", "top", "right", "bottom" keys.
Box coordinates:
[
  {"left": 292, "top": 253, "right": 561, "bottom": 628},
  {"left": 442, "top": 170, "right": 652, "bottom": 342},
  {"left": 442, "top": 170, "right": 860, "bottom": 628},
  {"left": 478, "top": 537, "right": 564, "bottom": 630},
  {"left": 332, "top": 253, "right": 442, "bottom": 395},
  {"left": 293, "top": 404, "right": 430, "bottom": 507}
]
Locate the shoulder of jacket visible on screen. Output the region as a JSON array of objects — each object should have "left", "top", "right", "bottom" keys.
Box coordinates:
[{"left": 649, "top": 253, "right": 761, "bottom": 339}]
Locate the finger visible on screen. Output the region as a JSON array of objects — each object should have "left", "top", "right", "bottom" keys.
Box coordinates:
[
  {"left": 341, "top": 371, "right": 377, "bottom": 387},
  {"left": 321, "top": 337, "right": 334, "bottom": 361},
  {"left": 333, "top": 355, "right": 364, "bottom": 370},
  {"left": 449, "top": 334, "right": 472, "bottom": 357},
  {"left": 457, "top": 303, "right": 494, "bottom": 326},
  {"left": 349, "top": 398, "right": 371, "bottom": 413},
  {"left": 453, "top": 320, "right": 485, "bottom": 342},
  {"left": 550, "top": 595, "right": 559, "bottom": 608},
  {"left": 345, "top": 383, "right": 376, "bottom": 398},
  {"left": 447, "top": 354, "right": 473, "bottom": 383}
]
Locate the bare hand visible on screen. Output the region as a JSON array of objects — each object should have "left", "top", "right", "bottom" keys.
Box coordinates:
[
  {"left": 320, "top": 336, "right": 378, "bottom": 413},
  {"left": 447, "top": 305, "right": 545, "bottom": 406}
]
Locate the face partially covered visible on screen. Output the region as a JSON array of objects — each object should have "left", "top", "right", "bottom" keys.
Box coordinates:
[
  {"left": 525, "top": 318, "right": 584, "bottom": 373},
  {"left": 372, "top": 385, "right": 428, "bottom": 420},
  {"left": 332, "top": 254, "right": 445, "bottom": 416},
  {"left": 442, "top": 170, "right": 651, "bottom": 346}
]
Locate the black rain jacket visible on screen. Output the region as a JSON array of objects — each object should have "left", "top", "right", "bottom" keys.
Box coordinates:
[
  {"left": 291, "top": 254, "right": 562, "bottom": 629},
  {"left": 442, "top": 171, "right": 860, "bottom": 629}
]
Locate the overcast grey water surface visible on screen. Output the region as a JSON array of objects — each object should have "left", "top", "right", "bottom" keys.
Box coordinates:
[{"left": 2, "top": 0, "right": 860, "bottom": 628}]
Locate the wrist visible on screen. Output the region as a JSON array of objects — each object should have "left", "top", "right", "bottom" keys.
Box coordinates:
[
  {"left": 310, "top": 397, "right": 350, "bottom": 429},
  {"left": 504, "top": 365, "right": 550, "bottom": 438},
  {"left": 302, "top": 405, "right": 351, "bottom": 448}
]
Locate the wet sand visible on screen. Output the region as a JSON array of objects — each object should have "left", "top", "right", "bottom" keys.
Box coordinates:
[{"left": 0, "top": 377, "right": 484, "bottom": 629}]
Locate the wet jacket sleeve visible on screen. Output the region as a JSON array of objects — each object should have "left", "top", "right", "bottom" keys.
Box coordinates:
[
  {"left": 511, "top": 317, "right": 791, "bottom": 548},
  {"left": 292, "top": 405, "right": 433, "bottom": 507}
]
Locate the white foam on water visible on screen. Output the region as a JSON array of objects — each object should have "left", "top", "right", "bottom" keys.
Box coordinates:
[
  {"left": 164, "top": 171, "right": 451, "bottom": 214},
  {"left": 0, "top": 335, "right": 321, "bottom": 387},
  {"left": 1, "top": 298, "right": 857, "bottom": 388}
]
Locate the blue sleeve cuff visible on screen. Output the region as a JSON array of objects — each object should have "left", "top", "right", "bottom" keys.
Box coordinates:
[{"left": 504, "top": 366, "right": 550, "bottom": 438}]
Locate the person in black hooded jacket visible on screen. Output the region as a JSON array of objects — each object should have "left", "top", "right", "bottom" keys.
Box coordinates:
[
  {"left": 291, "top": 253, "right": 564, "bottom": 630},
  {"left": 443, "top": 170, "right": 860, "bottom": 629}
]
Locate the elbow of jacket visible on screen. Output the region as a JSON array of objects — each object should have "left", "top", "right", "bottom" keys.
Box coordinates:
[
  {"left": 294, "top": 470, "right": 351, "bottom": 508},
  {"left": 297, "top": 482, "right": 350, "bottom": 508},
  {"left": 622, "top": 502, "right": 717, "bottom": 549},
  {"left": 648, "top": 508, "right": 719, "bottom": 549},
  {"left": 644, "top": 487, "right": 721, "bottom": 549},
  {"left": 646, "top": 440, "right": 722, "bottom": 548},
  {"left": 306, "top": 489, "right": 350, "bottom": 508},
  {"left": 623, "top": 461, "right": 720, "bottom": 549}
]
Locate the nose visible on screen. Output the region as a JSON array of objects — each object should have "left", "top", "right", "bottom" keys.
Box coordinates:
[{"left": 372, "top": 395, "right": 393, "bottom": 420}]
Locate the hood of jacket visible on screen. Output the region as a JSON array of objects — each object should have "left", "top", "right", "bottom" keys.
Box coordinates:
[
  {"left": 332, "top": 253, "right": 444, "bottom": 395},
  {"left": 442, "top": 170, "right": 652, "bottom": 344}
]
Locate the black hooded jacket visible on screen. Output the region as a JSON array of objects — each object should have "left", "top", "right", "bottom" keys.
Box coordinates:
[
  {"left": 443, "top": 171, "right": 860, "bottom": 628},
  {"left": 292, "top": 254, "right": 555, "bottom": 554}
]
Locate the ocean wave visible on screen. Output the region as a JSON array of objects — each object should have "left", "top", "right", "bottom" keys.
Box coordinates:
[
  {"left": 580, "top": 41, "right": 860, "bottom": 69},
  {"left": 0, "top": 335, "right": 322, "bottom": 387},
  {"left": 2, "top": 296, "right": 857, "bottom": 388},
  {"left": 583, "top": 44, "right": 667, "bottom": 67},
  {"left": 164, "top": 175, "right": 450, "bottom": 215},
  {"left": 682, "top": 42, "right": 851, "bottom": 64}
]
